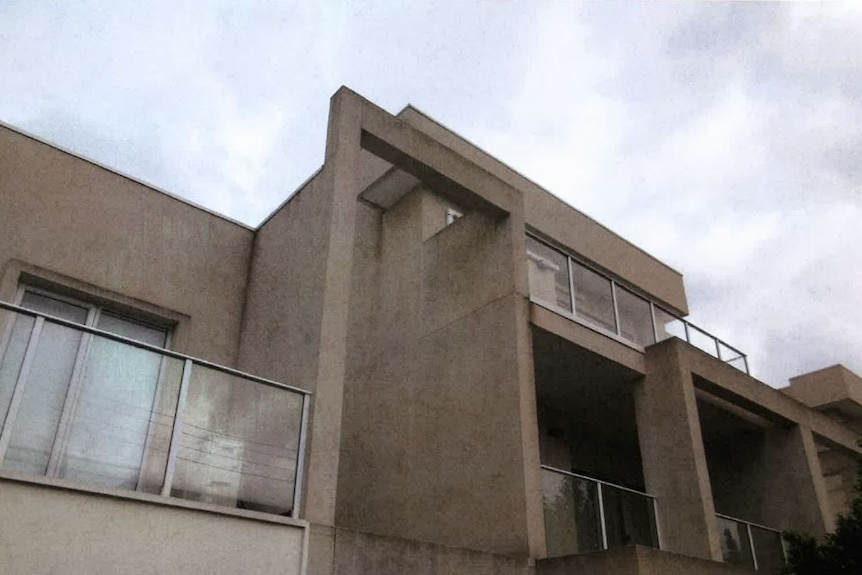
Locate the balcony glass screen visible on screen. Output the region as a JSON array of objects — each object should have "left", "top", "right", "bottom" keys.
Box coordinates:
[
  {"left": 542, "top": 467, "right": 602, "bottom": 557},
  {"left": 0, "top": 297, "right": 309, "bottom": 519},
  {"left": 571, "top": 262, "right": 616, "bottom": 332},
  {"left": 717, "top": 515, "right": 755, "bottom": 568},
  {"left": 614, "top": 287, "right": 655, "bottom": 348},
  {"left": 602, "top": 484, "right": 659, "bottom": 548},
  {"left": 526, "top": 236, "right": 572, "bottom": 313},
  {"left": 654, "top": 306, "right": 686, "bottom": 342},
  {"left": 751, "top": 525, "right": 785, "bottom": 574},
  {"left": 171, "top": 365, "right": 304, "bottom": 515}
]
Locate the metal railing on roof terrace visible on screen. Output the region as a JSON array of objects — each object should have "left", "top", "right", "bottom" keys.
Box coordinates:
[
  {"left": 526, "top": 234, "right": 750, "bottom": 374},
  {"left": 0, "top": 300, "right": 310, "bottom": 518},
  {"left": 541, "top": 465, "right": 660, "bottom": 558},
  {"left": 716, "top": 513, "right": 785, "bottom": 574}
]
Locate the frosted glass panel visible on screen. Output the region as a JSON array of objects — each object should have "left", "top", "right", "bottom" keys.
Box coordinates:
[
  {"left": 0, "top": 313, "right": 34, "bottom": 431},
  {"left": 171, "top": 365, "right": 304, "bottom": 515},
  {"left": 57, "top": 335, "right": 182, "bottom": 492},
  {"left": 526, "top": 237, "right": 572, "bottom": 313},
  {"left": 615, "top": 287, "right": 655, "bottom": 347},
  {"left": 3, "top": 322, "right": 82, "bottom": 474},
  {"left": 572, "top": 262, "right": 616, "bottom": 332}
]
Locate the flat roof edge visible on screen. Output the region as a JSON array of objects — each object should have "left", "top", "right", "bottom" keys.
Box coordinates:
[
  {"left": 0, "top": 119, "right": 255, "bottom": 232},
  {"left": 397, "top": 104, "right": 684, "bottom": 279}
]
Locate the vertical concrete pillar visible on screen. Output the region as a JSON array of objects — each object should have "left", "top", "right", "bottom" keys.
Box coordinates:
[
  {"left": 509, "top": 208, "right": 548, "bottom": 558},
  {"left": 756, "top": 424, "right": 833, "bottom": 536},
  {"left": 302, "top": 89, "right": 364, "bottom": 575},
  {"left": 303, "top": 87, "right": 363, "bottom": 527},
  {"left": 636, "top": 339, "right": 722, "bottom": 560}
]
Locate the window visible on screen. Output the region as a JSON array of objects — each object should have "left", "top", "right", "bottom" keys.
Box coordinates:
[
  {"left": 0, "top": 287, "right": 173, "bottom": 492},
  {"left": 571, "top": 261, "right": 617, "bottom": 333},
  {"left": 614, "top": 286, "right": 655, "bottom": 348},
  {"left": 526, "top": 236, "right": 573, "bottom": 313}
]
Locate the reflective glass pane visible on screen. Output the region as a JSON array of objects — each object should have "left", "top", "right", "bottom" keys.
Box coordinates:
[
  {"left": 526, "top": 237, "right": 572, "bottom": 313},
  {"left": 20, "top": 292, "right": 88, "bottom": 324},
  {"left": 572, "top": 262, "right": 616, "bottom": 332},
  {"left": 171, "top": 366, "right": 304, "bottom": 515},
  {"left": 97, "top": 312, "right": 167, "bottom": 347},
  {"left": 56, "top": 335, "right": 183, "bottom": 492},
  {"left": 3, "top": 321, "right": 82, "bottom": 474},
  {"left": 0, "top": 312, "right": 35, "bottom": 430},
  {"left": 654, "top": 307, "right": 686, "bottom": 342},
  {"left": 615, "top": 287, "right": 655, "bottom": 347},
  {"left": 602, "top": 485, "right": 659, "bottom": 549},
  {"left": 751, "top": 526, "right": 785, "bottom": 575},
  {"left": 542, "top": 469, "right": 602, "bottom": 557},
  {"left": 717, "top": 516, "right": 755, "bottom": 568},
  {"left": 688, "top": 325, "right": 719, "bottom": 357}
]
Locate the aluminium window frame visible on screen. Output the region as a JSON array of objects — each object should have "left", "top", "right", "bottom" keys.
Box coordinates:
[
  {"left": 524, "top": 232, "right": 750, "bottom": 373},
  {"left": 526, "top": 232, "right": 659, "bottom": 352}
]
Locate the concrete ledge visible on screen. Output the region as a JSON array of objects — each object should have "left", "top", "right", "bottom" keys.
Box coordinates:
[
  {"left": 0, "top": 478, "right": 307, "bottom": 575},
  {"left": 537, "top": 546, "right": 752, "bottom": 575},
  {"left": 332, "top": 527, "right": 534, "bottom": 575}
]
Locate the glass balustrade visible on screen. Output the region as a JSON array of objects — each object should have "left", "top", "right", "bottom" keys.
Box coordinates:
[
  {"left": 0, "top": 301, "right": 310, "bottom": 518},
  {"left": 542, "top": 465, "right": 659, "bottom": 558},
  {"left": 716, "top": 514, "right": 785, "bottom": 574},
  {"left": 526, "top": 234, "right": 750, "bottom": 374}
]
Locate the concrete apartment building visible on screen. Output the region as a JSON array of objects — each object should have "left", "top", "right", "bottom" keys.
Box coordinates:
[{"left": 0, "top": 87, "right": 860, "bottom": 575}]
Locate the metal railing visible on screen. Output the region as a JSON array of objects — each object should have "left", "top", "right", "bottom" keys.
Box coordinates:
[
  {"left": 541, "top": 465, "right": 660, "bottom": 558},
  {"left": 716, "top": 513, "right": 785, "bottom": 574},
  {"left": 0, "top": 301, "right": 310, "bottom": 518},
  {"left": 654, "top": 308, "right": 749, "bottom": 373},
  {"left": 526, "top": 234, "right": 750, "bottom": 374}
]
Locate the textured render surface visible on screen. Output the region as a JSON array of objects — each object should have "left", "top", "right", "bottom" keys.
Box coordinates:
[
  {"left": 787, "top": 365, "right": 862, "bottom": 418},
  {"left": 396, "top": 106, "right": 689, "bottom": 316},
  {"left": 537, "top": 546, "right": 749, "bottom": 575},
  {"left": 0, "top": 125, "right": 254, "bottom": 365},
  {"left": 637, "top": 339, "right": 721, "bottom": 561},
  {"left": 337, "top": 185, "right": 541, "bottom": 555},
  {"left": 0, "top": 480, "right": 305, "bottom": 575},
  {"left": 530, "top": 304, "right": 646, "bottom": 374},
  {"left": 706, "top": 423, "right": 832, "bottom": 535},
  {"left": 682, "top": 342, "right": 861, "bottom": 455},
  {"left": 332, "top": 528, "right": 534, "bottom": 575},
  {"left": 236, "top": 170, "right": 331, "bottom": 388}
]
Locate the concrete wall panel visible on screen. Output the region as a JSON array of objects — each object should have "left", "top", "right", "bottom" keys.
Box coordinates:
[
  {"left": 332, "top": 528, "right": 533, "bottom": 575},
  {"left": 0, "top": 480, "right": 305, "bottom": 575},
  {"left": 0, "top": 126, "right": 253, "bottom": 365}
]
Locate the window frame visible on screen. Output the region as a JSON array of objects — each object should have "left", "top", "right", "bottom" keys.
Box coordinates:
[{"left": 525, "top": 232, "right": 663, "bottom": 352}]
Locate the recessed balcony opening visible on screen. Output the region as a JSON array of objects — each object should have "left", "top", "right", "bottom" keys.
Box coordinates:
[
  {"left": 696, "top": 390, "right": 785, "bottom": 574},
  {"left": 531, "top": 326, "right": 658, "bottom": 558}
]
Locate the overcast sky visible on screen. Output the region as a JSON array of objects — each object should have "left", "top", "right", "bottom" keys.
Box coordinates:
[{"left": 1, "top": 1, "right": 860, "bottom": 388}]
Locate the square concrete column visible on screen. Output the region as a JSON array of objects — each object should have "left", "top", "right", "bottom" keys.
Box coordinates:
[
  {"left": 747, "top": 424, "right": 833, "bottom": 536},
  {"left": 636, "top": 339, "right": 722, "bottom": 561}
]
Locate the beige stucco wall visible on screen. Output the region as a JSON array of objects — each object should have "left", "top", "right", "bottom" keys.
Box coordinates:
[
  {"left": 332, "top": 528, "right": 533, "bottom": 575},
  {"left": 537, "top": 545, "right": 750, "bottom": 575},
  {"left": 0, "top": 125, "right": 253, "bottom": 365},
  {"left": 0, "top": 479, "right": 306, "bottom": 575},
  {"left": 336, "top": 187, "right": 541, "bottom": 555},
  {"left": 236, "top": 171, "right": 331, "bottom": 388}
]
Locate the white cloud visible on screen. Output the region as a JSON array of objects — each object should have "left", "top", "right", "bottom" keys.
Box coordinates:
[{"left": 1, "top": 1, "right": 860, "bottom": 388}]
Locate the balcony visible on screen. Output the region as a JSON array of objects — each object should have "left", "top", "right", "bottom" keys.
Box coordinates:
[
  {"left": 526, "top": 234, "right": 749, "bottom": 373},
  {"left": 0, "top": 300, "right": 310, "bottom": 518},
  {"left": 716, "top": 513, "right": 785, "bottom": 574},
  {"left": 541, "top": 465, "right": 659, "bottom": 557}
]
